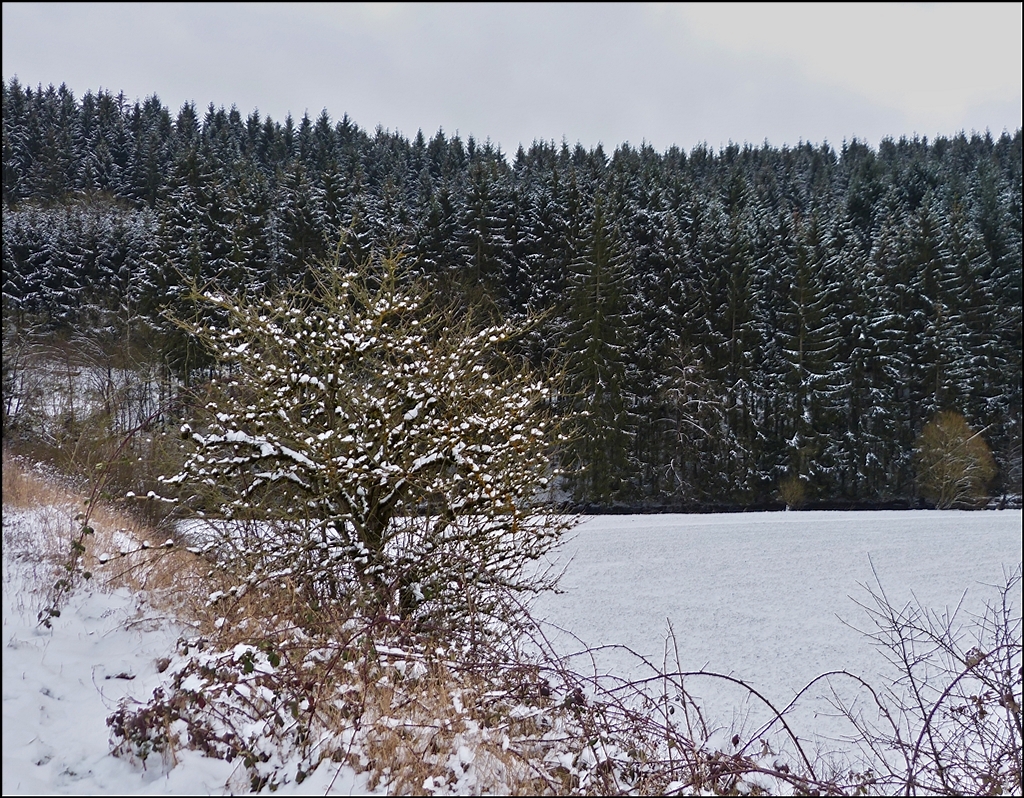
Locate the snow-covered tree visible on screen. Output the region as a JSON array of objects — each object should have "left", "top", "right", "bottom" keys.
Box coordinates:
[
  {"left": 561, "top": 194, "right": 635, "bottom": 505},
  {"left": 161, "top": 247, "right": 570, "bottom": 642}
]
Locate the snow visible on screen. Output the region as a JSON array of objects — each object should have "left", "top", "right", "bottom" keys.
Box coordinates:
[
  {"left": 533, "top": 509, "right": 1022, "bottom": 752},
  {"left": 4, "top": 503, "right": 1020, "bottom": 793},
  {"left": 2, "top": 509, "right": 217, "bottom": 794},
  {"left": 2, "top": 507, "right": 379, "bottom": 796}
]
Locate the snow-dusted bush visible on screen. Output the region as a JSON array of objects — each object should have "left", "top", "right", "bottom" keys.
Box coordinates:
[{"left": 161, "top": 249, "right": 571, "bottom": 643}]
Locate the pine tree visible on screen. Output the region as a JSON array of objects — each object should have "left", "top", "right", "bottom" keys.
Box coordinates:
[{"left": 561, "top": 195, "right": 635, "bottom": 505}]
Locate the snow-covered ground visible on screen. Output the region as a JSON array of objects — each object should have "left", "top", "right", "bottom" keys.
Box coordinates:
[
  {"left": 2, "top": 506, "right": 378, "bottom": 796},
  {"left": 4, "top": 505, "right": 1021, "bottom": 794},
  {"left": 533, "top": 510, "right": 1022, "bottom": 753}
]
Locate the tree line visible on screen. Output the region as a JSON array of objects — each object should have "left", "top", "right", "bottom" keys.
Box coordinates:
[{"left": 2, "top": 78, "right": 1021, "bottom": 508}]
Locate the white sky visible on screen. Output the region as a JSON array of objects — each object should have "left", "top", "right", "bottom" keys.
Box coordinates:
[{"left": 2, "top": 2, "right": 1021, "bottom": 155}]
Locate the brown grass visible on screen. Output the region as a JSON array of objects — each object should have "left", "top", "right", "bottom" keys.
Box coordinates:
[
  {"left": 2, "top": 449, "right": 210, "bottom": 620},
  {"left": 2, "top": 450, "right": 76, "bottom": 511},
  {"left": 353, "top": 658, "right": 564, "bottom": 795}
]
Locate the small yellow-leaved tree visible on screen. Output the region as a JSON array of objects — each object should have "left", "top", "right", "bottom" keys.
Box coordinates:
[{"left": 915, "top": 410, "right": 997, "bottom": 509}]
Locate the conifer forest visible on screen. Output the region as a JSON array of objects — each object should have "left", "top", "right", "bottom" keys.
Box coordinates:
[{"left": 2, "top": 79, "right": 1022, "bottom": 510}]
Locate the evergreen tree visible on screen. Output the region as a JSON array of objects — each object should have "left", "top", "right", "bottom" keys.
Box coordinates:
[
  {"left": 2, "top": 77, "right": 1020, "bottom": 507},
  {"left": 562, "top": 195, "right": 635, "bottom": 505}
]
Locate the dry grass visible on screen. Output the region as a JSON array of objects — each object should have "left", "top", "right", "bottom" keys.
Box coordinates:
[
  {"left": 2, "top": 450, "right": 209, "bottom": 621},
  {"left": 2, "top": 450, "right": 81, "bottom": 516},
  {"left": 2, "top": 453, "right": 77, "bottom": 612},
  {"left": 353, "top": 658, "right": 571, "bottom": 795},
  {"left": 2, "top": 451, "right": 571, "bottom": 792}
]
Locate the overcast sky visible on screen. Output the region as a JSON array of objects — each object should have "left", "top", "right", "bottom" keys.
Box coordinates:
[{"left": 3, "top": 2, "right": 1021, "bottom": 155}]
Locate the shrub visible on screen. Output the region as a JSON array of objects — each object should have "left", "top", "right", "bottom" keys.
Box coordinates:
[
  {"left": 915, "top": 410, "right": 997, "bottom": 508},
  {"left": 779, "top": 474, "right": 808, "bottom": 510},
  {"left": 160, "top": 248, "right": 571, "bottom": 645},
  {"left": 830, "top": 564, "right": 1022, "bottom": 795}
]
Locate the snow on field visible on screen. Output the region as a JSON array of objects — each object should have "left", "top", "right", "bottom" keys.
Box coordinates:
[
  {"left": 4, "top": 505, "right": 1021, "bottom": 793},
  {"left": 1, "top": 507, "right": 377, "bottom": 796},
  {"left": 533, "top": 509, "right": 1023, "bottom": 753}
]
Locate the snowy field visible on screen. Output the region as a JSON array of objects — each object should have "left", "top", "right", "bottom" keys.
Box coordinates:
[
  {"left": 533, "top": 510, "right": 1023, "bottom": 753},
  {"left": 4, "top": 506, "right": 1021, "bottom": 794}
]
